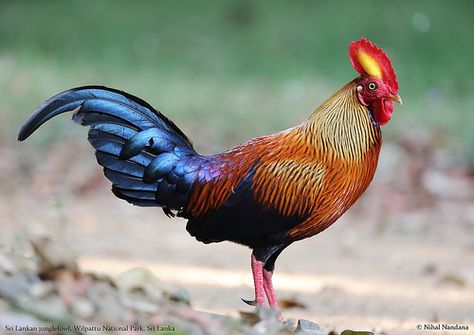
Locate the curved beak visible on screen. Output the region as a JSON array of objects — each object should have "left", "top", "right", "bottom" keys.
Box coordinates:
[{"left": 387, "top": 94, "right": 403, "bottom": 105}]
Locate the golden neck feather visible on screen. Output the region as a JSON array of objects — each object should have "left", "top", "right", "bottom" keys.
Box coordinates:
[{"left": 302, "top": 80, "right": 381, "bottom": 162}]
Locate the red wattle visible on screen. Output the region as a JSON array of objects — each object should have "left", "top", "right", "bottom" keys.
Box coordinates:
[{"left": 372, "top": 99, "right": 393, "bottom": 126}]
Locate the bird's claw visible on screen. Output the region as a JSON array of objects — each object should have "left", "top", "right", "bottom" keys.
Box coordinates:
[{"left": 241, "top": 297, "right": 257, "bottom": 306}]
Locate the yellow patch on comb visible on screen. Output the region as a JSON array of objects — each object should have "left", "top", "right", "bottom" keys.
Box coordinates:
[{"left": 357, "top": 51, "right": 382, "bottom": 79}]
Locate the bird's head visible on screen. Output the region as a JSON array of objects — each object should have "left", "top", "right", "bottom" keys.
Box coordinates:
[{"left": 349, "top": 38, "right": 402, "bottom": 126}]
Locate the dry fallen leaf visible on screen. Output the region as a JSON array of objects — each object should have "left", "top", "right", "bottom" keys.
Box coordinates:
[
  {"left": 279, "top": 298, "right": 307, "bottom": 310},
  {"left": 440, "top": 273, "right": 466, "bottom": 287}
]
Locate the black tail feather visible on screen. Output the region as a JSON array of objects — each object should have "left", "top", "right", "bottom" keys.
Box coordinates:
[{"left": 19, "top": 86, "right": 200, "bottom": 211}]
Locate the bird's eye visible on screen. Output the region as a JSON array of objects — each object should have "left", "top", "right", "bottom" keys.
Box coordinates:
[{"left": 368, "top": 82, "right": 377, "bottom": 91}]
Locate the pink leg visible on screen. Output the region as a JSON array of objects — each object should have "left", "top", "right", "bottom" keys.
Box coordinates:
[
  {"left": 251, "top": 254, "right": 266, "bottom": 306},
  {"left": 262, "top": 269, "right": 278, "bottom": 307},
  {"left": 263, "top": 268, "right": 284, "bottom": 321}
]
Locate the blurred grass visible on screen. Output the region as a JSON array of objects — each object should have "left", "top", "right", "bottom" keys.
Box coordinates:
[{"left": 0, "top": 0, "right": 473, "bottom": 161}]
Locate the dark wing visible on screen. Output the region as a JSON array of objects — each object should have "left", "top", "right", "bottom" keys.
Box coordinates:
[{"left": 185, "top": 166, "right": 308, "bottom": 248}]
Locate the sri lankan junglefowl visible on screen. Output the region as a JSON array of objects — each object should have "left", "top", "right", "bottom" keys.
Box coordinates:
[{"left": 18, "top": 38, "right": 401, "bottom": 320}]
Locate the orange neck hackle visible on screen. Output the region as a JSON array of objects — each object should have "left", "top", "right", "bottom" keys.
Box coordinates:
[{"left": 304, "top": 80, "right": 381, "bottom": 162}]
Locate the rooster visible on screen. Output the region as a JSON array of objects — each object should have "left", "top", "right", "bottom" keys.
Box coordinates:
[{"left": 18, "top": 38, "right": 401, "bottom": 320}]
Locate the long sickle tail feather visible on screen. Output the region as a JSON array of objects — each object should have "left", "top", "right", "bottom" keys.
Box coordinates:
[{"left": 18, "top": 86, "right": 200, "bottom": 213}]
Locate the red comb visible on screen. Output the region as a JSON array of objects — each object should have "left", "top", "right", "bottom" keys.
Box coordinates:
[{"left": 349, "top": 38, "right": 398, "bottom": 92}]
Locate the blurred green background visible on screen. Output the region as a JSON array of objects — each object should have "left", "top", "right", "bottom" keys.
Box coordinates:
[{"left": 1, "top": 0, "right": 473, "bottom": 162}]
